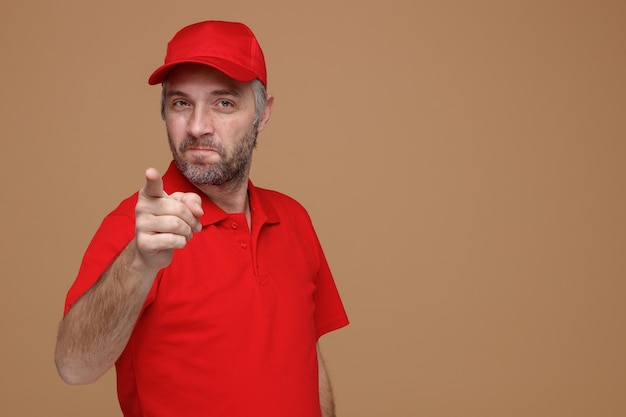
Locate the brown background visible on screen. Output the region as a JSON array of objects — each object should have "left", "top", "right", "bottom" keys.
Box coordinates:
[{"left": 1, "top": 0, "right": 625, "bottom": 416}]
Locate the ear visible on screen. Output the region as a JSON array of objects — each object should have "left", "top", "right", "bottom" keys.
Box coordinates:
[{"left": 256, "top": 94, "right": 274, "bottom": 133}]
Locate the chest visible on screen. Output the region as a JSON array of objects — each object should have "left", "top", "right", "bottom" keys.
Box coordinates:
[{"left": 140, "top": 214, "right": 320, "bottom": 334}]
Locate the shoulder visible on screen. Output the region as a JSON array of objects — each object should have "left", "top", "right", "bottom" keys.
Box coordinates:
[
  {"left": 252, "top": 185, "right": 313, "bottom": 223},
  {"left": 108, "top": 192, "right": 139, "bottom": 218},
  {"left": 255, "top": 186, "right": 306, "bottom": 209},
  {"left": 92, "top": 192, "right": 139, "bottom": 239}
]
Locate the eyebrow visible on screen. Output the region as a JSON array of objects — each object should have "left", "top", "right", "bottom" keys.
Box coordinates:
[
  {"left": 210, "top": 89, "right": 242, "bottom": 97},
  {"left": 166, "top": 88, "right": 242, "bottom": 99}
]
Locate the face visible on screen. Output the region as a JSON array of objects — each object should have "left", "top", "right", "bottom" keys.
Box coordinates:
[{"left": 163, "top": 64, "right": 272, "bottom": 189}]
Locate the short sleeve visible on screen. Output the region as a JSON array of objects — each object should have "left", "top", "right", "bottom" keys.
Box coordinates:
[
  {"left": 312, "top": 234, "right": 349, "bottom": 339},
  {"left": 63, "top": 195, "right": 137, "bottom": 314}
]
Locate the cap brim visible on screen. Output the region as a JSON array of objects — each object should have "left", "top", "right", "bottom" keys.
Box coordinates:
[{"left": 148, "top": 57, "right": 259, "bottom": 85}]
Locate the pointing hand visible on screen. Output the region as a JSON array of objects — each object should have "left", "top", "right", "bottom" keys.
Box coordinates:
[{"left": 134, "top": 168, "right": 204, "bottom": 270}]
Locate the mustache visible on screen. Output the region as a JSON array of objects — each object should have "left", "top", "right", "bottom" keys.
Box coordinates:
[{"left": 179, "top": 136, "right": 226, "bottom": 155}]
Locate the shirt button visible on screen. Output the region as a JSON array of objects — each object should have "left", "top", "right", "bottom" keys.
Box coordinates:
[
  {"left": 240, "top": 241, "right": 248, "bottom": 249},
  {"left": 231, "top": 222, "right": 238, "bottom": 229}
]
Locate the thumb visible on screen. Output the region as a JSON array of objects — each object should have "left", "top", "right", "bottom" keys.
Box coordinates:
[{"left": 143, "top": 167, "right": 167, "bottom": 198}]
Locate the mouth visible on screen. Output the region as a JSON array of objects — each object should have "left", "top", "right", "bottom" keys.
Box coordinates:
[
  {"left": 183, "top": 146, "right": 220, "bottom": 154},
  {"left": 182, "top": 147, "right": 222, "bottom": 164},
  {"left": 186, "top": 147, "right": 217, "bottom": 152},
  {"left": 178, "top": 137, "right": 225, "bottom": 162}
]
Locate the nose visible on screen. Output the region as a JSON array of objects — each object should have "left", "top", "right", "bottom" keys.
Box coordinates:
[{"left": 187, "top": 105, "right": 214, "bottom": 138}]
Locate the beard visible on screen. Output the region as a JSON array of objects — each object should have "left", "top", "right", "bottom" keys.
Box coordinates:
[{"left": 168, "top": 126, "right": 258, "bottom": 188}]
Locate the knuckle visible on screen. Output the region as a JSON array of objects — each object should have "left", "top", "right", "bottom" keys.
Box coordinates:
[
  {"left": 171, "top": 202, "right": 189, "bottom": 218},
  {"left": 164, "top": 216, "right": 187, "bottom": 234}
]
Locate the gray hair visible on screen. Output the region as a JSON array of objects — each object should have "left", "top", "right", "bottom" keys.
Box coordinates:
[{"left": 160, "top": 78, "right": 268, "bottom": 128}]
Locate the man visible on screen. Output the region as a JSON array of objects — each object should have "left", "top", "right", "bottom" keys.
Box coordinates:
[{"left": 55, "top": 20, "right": 349, "bottom": 417}]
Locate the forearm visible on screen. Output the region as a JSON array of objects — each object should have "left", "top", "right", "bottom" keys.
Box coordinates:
[
  {"left": 55, "top": 240, "right": 157, "bottom": 385},
  {"left": 318, "top": 346, "right": 336, "bottom": 417}
]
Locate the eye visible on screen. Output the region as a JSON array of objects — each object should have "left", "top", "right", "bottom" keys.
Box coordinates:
[
  {"left": 214, "top": 99, "right": 237, "bottom": 113},
  {"left": 173, "top": 99, "right": 190, "bottom": 107}
]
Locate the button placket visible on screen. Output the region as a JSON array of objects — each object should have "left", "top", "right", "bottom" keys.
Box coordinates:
[{"left": 225, "top": 212, "right": 268, "bottom": 286}]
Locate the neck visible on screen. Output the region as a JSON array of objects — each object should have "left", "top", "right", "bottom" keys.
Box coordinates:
[
  {"left": 196, "top": 177, "right": 250, "bottom": 215},
  {"left": 197, "top": 180, "right": 251, "bottom": 228}
]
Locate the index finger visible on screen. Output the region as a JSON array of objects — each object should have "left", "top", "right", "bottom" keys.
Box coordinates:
[{"left": 143, "top": 167, "right": 167, "bottom": 198}]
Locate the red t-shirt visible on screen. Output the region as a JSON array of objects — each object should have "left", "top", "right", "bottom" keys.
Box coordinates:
[{"left": 64, "top": 162, "right": 349, "bottom": 417}]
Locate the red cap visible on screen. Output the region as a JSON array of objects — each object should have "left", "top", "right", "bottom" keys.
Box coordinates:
[{"left": 148, "top": 21, "right": 267, "bottom": 87}]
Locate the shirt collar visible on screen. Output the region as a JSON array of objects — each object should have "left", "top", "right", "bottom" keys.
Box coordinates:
[{"left": 162, "top": 161, "right": 280, "bottom": 227}]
